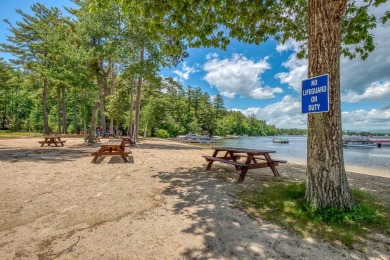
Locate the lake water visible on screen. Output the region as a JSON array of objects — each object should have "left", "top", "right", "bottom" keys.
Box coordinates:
[{"left": 212, "top": 136, "right": 390, "bottom": 177}]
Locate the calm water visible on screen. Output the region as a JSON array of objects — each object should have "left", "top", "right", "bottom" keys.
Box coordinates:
[{"left": 212, "top": 136, "right": 390, "bottom": 176}]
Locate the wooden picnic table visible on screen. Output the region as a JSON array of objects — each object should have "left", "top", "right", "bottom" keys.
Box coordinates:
[
  {"left": 107, "top": 133, "right": 116, "bottom": 138},
  {"left": 90, "top": 140, "right": 131, "bottom": 163},
  {"left": 203, "top": 147, "right": 286, "bottom": 183},
  {"left": 121, "top": 135, "right": 135, "bottom": 146},
  {"left": 39, "top": 135, "right": 66, "bottom": 147}
]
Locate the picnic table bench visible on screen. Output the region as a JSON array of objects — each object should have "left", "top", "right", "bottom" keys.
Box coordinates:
[
  {"left": 107, "top": 133, "right": 116, "bottom": 138},
  {"left": 203, "top": 147, "right": 286, "bottom": 183},
  {"left": 90, "top": 140, "right": 131, "bottom": 163},
  {"left": 121, "top": 135, "right": 136, "bottom": 146},
  {"left": 39, "top": 135, "right": 66, "bottom": 147}
]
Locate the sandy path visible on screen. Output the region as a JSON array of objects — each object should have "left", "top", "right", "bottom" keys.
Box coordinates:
[{"left": 0, "top": 137, "right": 389, "bottom": 259}]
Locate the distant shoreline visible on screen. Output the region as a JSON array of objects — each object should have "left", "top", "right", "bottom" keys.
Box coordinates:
[{"left": 285, "top": 160, "right": 389, "bottom": 178}]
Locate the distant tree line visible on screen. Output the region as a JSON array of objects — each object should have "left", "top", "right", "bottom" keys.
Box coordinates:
[
  {"left": 0, "top": 58, "right": 303, "bottom": 137},
  {"left": 343, "top": 130, "right": 390, "bottom": 136}
]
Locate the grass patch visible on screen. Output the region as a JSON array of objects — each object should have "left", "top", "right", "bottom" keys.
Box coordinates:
[
  {"left": 0, "top": 130, "right": 42, "bottom": 138},
  {"left": 237, "top": 181, "right": 390, "bottom": 247}
]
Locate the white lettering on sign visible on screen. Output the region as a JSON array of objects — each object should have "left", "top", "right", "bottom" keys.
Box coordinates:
[
  {"left": 302, "top": 86, "right": 327, "bottom": 96},
  {"left": 308, "top": 104, "right": 321, "bottom": 111},
  {"left": 311, "top": 96, "right": 317, "bottom": 102}
]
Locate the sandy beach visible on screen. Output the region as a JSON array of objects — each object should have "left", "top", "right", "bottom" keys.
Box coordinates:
[{"left": 0, "top": 137, "right": 389, "bottom": 259}]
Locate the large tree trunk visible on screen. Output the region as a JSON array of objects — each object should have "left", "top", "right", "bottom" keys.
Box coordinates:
[
  {"left": 134, "top": 47, "right": 144, "bottom": 143},
  {"left": 42, "top": 78, "right": 49, "bottom": 135},
  {"left": 305, "top": 0, "right": 355, "bottom": 209},
  {"left": 134, "top": 74, "right": 142, "bottom": 142},
  {"left": 82, "top": 117, "right": 87, "bottom": 142},
  {"left": 100, "top": 102, "right": 106, "bottom": 137},
  {"left": 89, "top": 99, "right": 101, "bottom": 143},
  {"left": 73, "top": 91, "right": 77, "bottom": 134},
  {"left": 128, "top": 78, "right": 134, "bottom": 137},
  {"left": 88, "top": 60, "right": 112, "bottom": 144},
  {"left": 109, "top": 70, "right": 115, "bottom": 137},
  {"left": 62, "top": 85, "right": 67, "bottom": 134},
  {"left": 57, "top": 87, "right": 61, "bottom": 134},
  {"left": 109, "top": 118, "right": 114, "bottom": 136}
]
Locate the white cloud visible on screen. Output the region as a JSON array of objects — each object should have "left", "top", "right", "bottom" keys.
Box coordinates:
[
  {"left": 274, "top": 40, "right": 308, "bottom": 93},
  {"left": 232, "top": 95, "right": 307, "bottom": 129},
  {"left": 275, "top": 53, "right": 307, "bottom": 93},
  {"left": 206, "top": 53, "right": 219, "bottom": 60},
  {"left": 203, "top": 53, "right": 283, "bottom": 99},
  {"left": 342, "top": 81, "right": 390, "bottom": 102},
  {"left": 173, "top": 62, "right": 197, "bottom": 82},
  {"left": 276, "top": 39, "right": 301, "bottom": 53},
  {"left": 342, "top": 108, "right": 390, "bottom": 131}
]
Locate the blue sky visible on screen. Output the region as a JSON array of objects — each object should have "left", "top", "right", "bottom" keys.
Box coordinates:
[{"left": 1, "top": 1, "right": 390, "bottom": 132}]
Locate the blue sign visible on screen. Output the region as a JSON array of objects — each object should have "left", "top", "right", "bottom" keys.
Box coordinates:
[{"left": 301, "top": 74, "right": 329, "bottom": 114}]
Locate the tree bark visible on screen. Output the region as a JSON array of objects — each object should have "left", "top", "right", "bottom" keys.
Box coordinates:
[
  {"left": 62, "top": 85, "right": 67, "bottom": 134},
  {"left": 73, "top": 91, "right": 77, "bottom": 134},
  {"left": 134, "top": 47, "right": 144, "bottom": 143},
  {"left": 90, "top": 99, "right": 101, "bottom": 143},
  {"left": 109, "top": 69, "right": 115, "bottom": 136},
  {"left": 82, "top": 117, "right": 87, "bottom": 142},
  {"left": 305, "top": 0, "right": 355, "bottom": 209},
  {"left": 128, "top": 78, "right": 134, "bottom": 137},
  {"left": 100, "top": 101, "right": 106, "bottom": 137},
  {"left": 57, "top": 87, "right": 61, "bottom": 134},
  {"left": 134, "top": 74, "right": 142, "bottom": 142},
  {"left": 109, "top": 118, "right": 114, "bottom": 136},
  {"left": 88, "top": 60, "right": 112, "bottom": 144},
  {"left": 42, "top": 78, "right": 49, "bottom": 135}
]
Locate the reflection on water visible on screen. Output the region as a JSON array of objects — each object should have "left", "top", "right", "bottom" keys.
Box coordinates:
[{"left": 213, "top": 136, "right": 390, "bottom": 176}]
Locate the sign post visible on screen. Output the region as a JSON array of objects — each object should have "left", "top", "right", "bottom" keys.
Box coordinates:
[{"left": 301, "top": 74, "right": 329, "bottom": 114}]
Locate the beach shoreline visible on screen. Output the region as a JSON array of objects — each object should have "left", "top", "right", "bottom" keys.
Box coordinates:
[{"left": 0, "top": 137, "right": 389, "bottom": 259}]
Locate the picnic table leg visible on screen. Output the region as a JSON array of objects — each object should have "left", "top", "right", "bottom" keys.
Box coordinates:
[
  {"left": 118, "top": 148, "right": 128, "bottom": 163},
  {"left": 237, "top": 166, "right": 249, "bottom": 183},
  {"left": 237, "top": 154, "right": 253, "bottom": 183},
  {"left": 92, "top": 155, "right": 98, "bottom": 163},
  {"left": 264, "top": 153, "right": 280, "bottom": 177},
  {"left": 92, "top": 149, "right": 101, "bottom": 163},
  {"left": 120, "top": 154, "right": 128, "bottom": 162},
  {"left": 206, "top": 150, "right": 219, "bottom": 170}
]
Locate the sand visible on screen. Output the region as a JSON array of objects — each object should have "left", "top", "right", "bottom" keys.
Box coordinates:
[{"left": 0, "top": 137, "right": 389, "bottom": 259}]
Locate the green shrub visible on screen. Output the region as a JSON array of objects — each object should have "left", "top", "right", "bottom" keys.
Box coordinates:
[{"left": 155, "top": 129, "right": 169, "bottom": 138}]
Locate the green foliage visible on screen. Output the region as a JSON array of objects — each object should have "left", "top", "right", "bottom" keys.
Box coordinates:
[
  {"left": 67, "top": 124, "right": 76, "bottom": 134},
  {"left": 238, "top": 182, "right": 390, "bottom": 247},
  {"left": 155, "top": 128, "right": 169, "bottom": 138},
  {"left": 309, "top": 204, "right": 378, "bottom": 224},
  {"left": 91, "top": 0, "right": 388, "bottom": 60},
  {"left": 344, "top": 130, "right": 390, "bottom": 136}
]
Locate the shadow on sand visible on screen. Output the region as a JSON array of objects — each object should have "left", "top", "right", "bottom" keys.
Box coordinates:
[{"left": 150, "top": 165, "right": 382, "bottom": 259}]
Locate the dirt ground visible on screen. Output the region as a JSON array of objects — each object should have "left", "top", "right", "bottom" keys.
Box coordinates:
[{"left": 0, "top": 137, "right": 389, "bottom": 259}]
